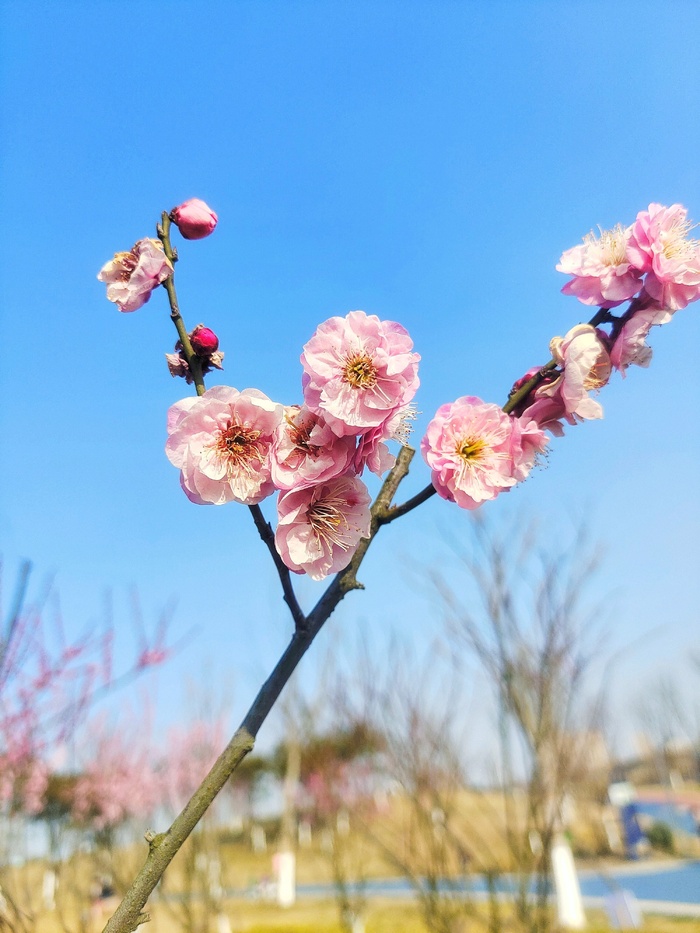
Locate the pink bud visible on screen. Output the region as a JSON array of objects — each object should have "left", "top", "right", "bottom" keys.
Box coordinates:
[
  {"left": 171, "top": 198, "right": 218, "bottom": 240},
  {"left": 190, "top": 324, "right": 219, "bottom": 355},
  {"left": 511, "top": 367, "right": 541, "bottom": 395}
]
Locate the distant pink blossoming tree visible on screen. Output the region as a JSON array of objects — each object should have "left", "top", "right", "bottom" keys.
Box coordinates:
[{"left": 0, "top": 563, "right": 172, "bottom": 822}]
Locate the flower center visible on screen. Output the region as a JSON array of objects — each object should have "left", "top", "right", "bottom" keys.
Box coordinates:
[
  {"left": 286, "top": 411, "right": 320, "bottom": 457},
  {"left": 585, "top": 225, "right": 628, "bottom": 267},
  {"left": 307, "top": 495, "right": 350, "bottom": 549},
  {"left": 457, "top": 436, "right": 487, "bottom": 462},
  {"left": 343, "top": 352, "right": 377, "bottom": 389},
  {"left": 115, "top": 248, "right": 139, "bottom": 280},
  {"left": 583, "top": 357, "right": 610, "bottom": 391},
  {"left": 661, "top": 217, "right": 699, "bottom": 261},
  {"left": 214, "top": 422, "right": 264, "bottom": 473}
]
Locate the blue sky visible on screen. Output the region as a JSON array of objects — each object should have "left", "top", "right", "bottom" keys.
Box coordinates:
[{"left": 1, "top": 1, "right": 698, "bottom": 752}]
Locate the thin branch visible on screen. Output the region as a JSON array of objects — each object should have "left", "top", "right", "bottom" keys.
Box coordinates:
[
  {"left": 381, "top": 482, "right": 436, "bottom": 524},
  {"left": 157, "top": 212, "right": 206, "bottom": 397},
  {"left": 0, "top": 560, "right": 31, "bottom": 677},
  {"left": 248, "top": 504, "right": 307, "bottom": 631},
  {"left": 386, "top": 308, "right": 615, "bottom": 518},
  {"left": 502, "top": 306, "right": 615, "bottom": 414}
]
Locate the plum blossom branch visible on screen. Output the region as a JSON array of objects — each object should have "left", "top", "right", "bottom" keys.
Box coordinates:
[
  {"left": 102, "top": 443, "right": 415, "bottom": 933},
  {"left": 502, "top": 306, "right": 615, "bottom": 415},
  {"left": 156, "top": 212, "right": 206, "bottom": 397},
  {"left": 248, "top": 504, "right": 307, "bottom": 631},
  {"left": 380, "top": 480, "right": 436, "bottom": 524},
  {"left": 386, "top": 306, "right": 617, "bottom": 521},
  {"left": 102, "top": 200, "right": 700, "bottom": 932}
]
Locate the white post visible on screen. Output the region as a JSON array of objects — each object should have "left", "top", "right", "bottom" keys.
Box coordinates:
[
  {"left": 275, "top": 850, "right": 296, "bottom": 907},
  {"left": 551, "top": 836, "right": 586, "bottom": 929}
]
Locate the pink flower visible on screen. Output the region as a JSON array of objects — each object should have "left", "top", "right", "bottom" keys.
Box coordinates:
[
  {"left": 352, "top": 404, "right": 417, "bottom": 477},
  {"left": 610, "top": 303, "right": 672, "bottom": 376},
  {"left": 275, "top": 476, "right": 371, "bottom": 580},
  {"left": 627, "top": 203, "right": 700, "bottom": 310},
  {"left": 515, "top": 392, "right": 568, "bottom": 437},
  {"left": 165, "top": 386, "right": 283, "bottom": 505},
  {"left": 97, "top": 238, "right": 173, "bottom": 312},
  {"left": 301, "top": 310, "right": 420, "bottom": 437},
  {"left": 171, "top": 198, "right": 218, "bottom": 240},
  {"left": 557, "top": 224, "right": 643, "bottom": 307},
  {"left": 550, "top": 323, "right": 611, "bottom": 415},
  {"left": 421, "top": 397, "right": 544, "bottom": 510},
  {"left": 270, "top": 406, "right": 356, "bottom": 491},
  {"left": 510, "top": 417, "right": 549, "bottom": 482},
  {"left": 524, "top": 324, "right": 611, "bottom": 433}
]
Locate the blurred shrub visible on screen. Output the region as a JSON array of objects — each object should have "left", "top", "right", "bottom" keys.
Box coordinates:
[{"left": 646, "top": 821, "right": 674, "bottom": 853}]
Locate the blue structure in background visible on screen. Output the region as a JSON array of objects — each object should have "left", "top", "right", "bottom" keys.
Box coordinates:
[
  {"left": 620, "top": 804, "right": 646, "bottom": 859},
  {"left": 635, "top": 800, "right": 699, "bottom": 836}
]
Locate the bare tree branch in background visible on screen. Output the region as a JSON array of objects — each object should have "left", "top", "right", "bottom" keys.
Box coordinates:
[{"left": 431, "top": 515, "right": 610, "bottom": 933}]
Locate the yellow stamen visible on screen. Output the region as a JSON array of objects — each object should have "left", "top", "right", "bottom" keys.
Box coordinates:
[
  {"left": 457, "top": 437, "right": 487, "bottom": 462},
  {"left": 584, "top": 224, "right": 628, "bottom": 267},
  {"left": 343, "top": 352, "right": 377, "bottom": 389},
  {"left": 213, "top": 422, "right": 264, "bottom": 476},
  {"left": 661, "top": 217, "right": 699, "bottom": 261},
  {"left": 307, "top": 495, "right": 351, "bottom": 550}
]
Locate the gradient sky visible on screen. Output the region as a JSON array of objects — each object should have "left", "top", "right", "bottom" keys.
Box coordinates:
[{"left": 1, "top": 1, "right": 698, "bottom": 753}]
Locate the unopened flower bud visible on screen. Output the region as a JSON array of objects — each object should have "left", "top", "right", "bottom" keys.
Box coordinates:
[
  {"left": 165, "top": 333, "right": 225, "bottom": 383},
  {"left": 190, "top": 324, "right": 219, "bottom": 355},
  {"left": 170, "top": 198, "right": 218, "bottom": 240},
  {"left": 511, "top": 367, "right": 541, "bottom": 396}
]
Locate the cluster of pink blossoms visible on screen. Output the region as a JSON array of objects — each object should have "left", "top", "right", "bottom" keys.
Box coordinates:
[
  {"left": 101, "top": 198, "right": 699, "bottom": 579},
  {"left": 97, "top": 198, "right": 219, "bottom": 313},
  {"left": 420, "top": 202, "right": 700, "bottom": 503},
  {"left": 557, "top": 203, "right": 700, "bottom": 312},
  {"left": 165, "top": 310, "right": 420, "bottom": 580}
]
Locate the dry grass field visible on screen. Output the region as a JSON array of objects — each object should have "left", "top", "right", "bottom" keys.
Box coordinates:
[
  {"left": 4, "top": 785, "right": 699, "bottom": 933},
  {"left": 21, "top": 897, "right": 700, "bottom": 933}
]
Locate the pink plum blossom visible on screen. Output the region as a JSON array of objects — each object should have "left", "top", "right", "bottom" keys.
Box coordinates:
[
  {"left": 515, "top": 391, "right": 569, "bottom": 438},
  {"left": 610, "top": 303, "right": 672, "bottom": 376},
  {"left": 523, "top": 324, "right": 611, "bottom": 434},
  {"left": 97, "top": 238, "right": 173, "bottom": 312},
  {"left": 270, "top": 406, "right": 356, "bottom": 491},
  {"left": 301, "top": 310, "right": 420, "bottom": 437},
  {"left": 171, "top": 198, "right": 218, "bottom": 240},
  {"left": 275, "top": 476, "right": 371, "bottom": 580},
  {"left": 352, "top": 404, "right": 417, "bottom": 476},
  {"left": 557, "top": 224, "right": 643, "bottom": 307},
  {"left": 166, "top": 386, "right": 283, "bottom": 505},
  {"left": 510, "top": 417, "right": 549, "bottom": 482},
  {"left": 421, "top": 397, "right": 545, "bottom": 510},
  {"left": 549, "top": 324, "right": 611, "bottom": 414},
  {"left": 627, "top": 203, "right": 700, "bottom": 310}
]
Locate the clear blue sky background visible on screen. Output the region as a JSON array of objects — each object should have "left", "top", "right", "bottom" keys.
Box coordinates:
[{"left": 1, "top": 1, "right": 698, "bottom": 752}]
